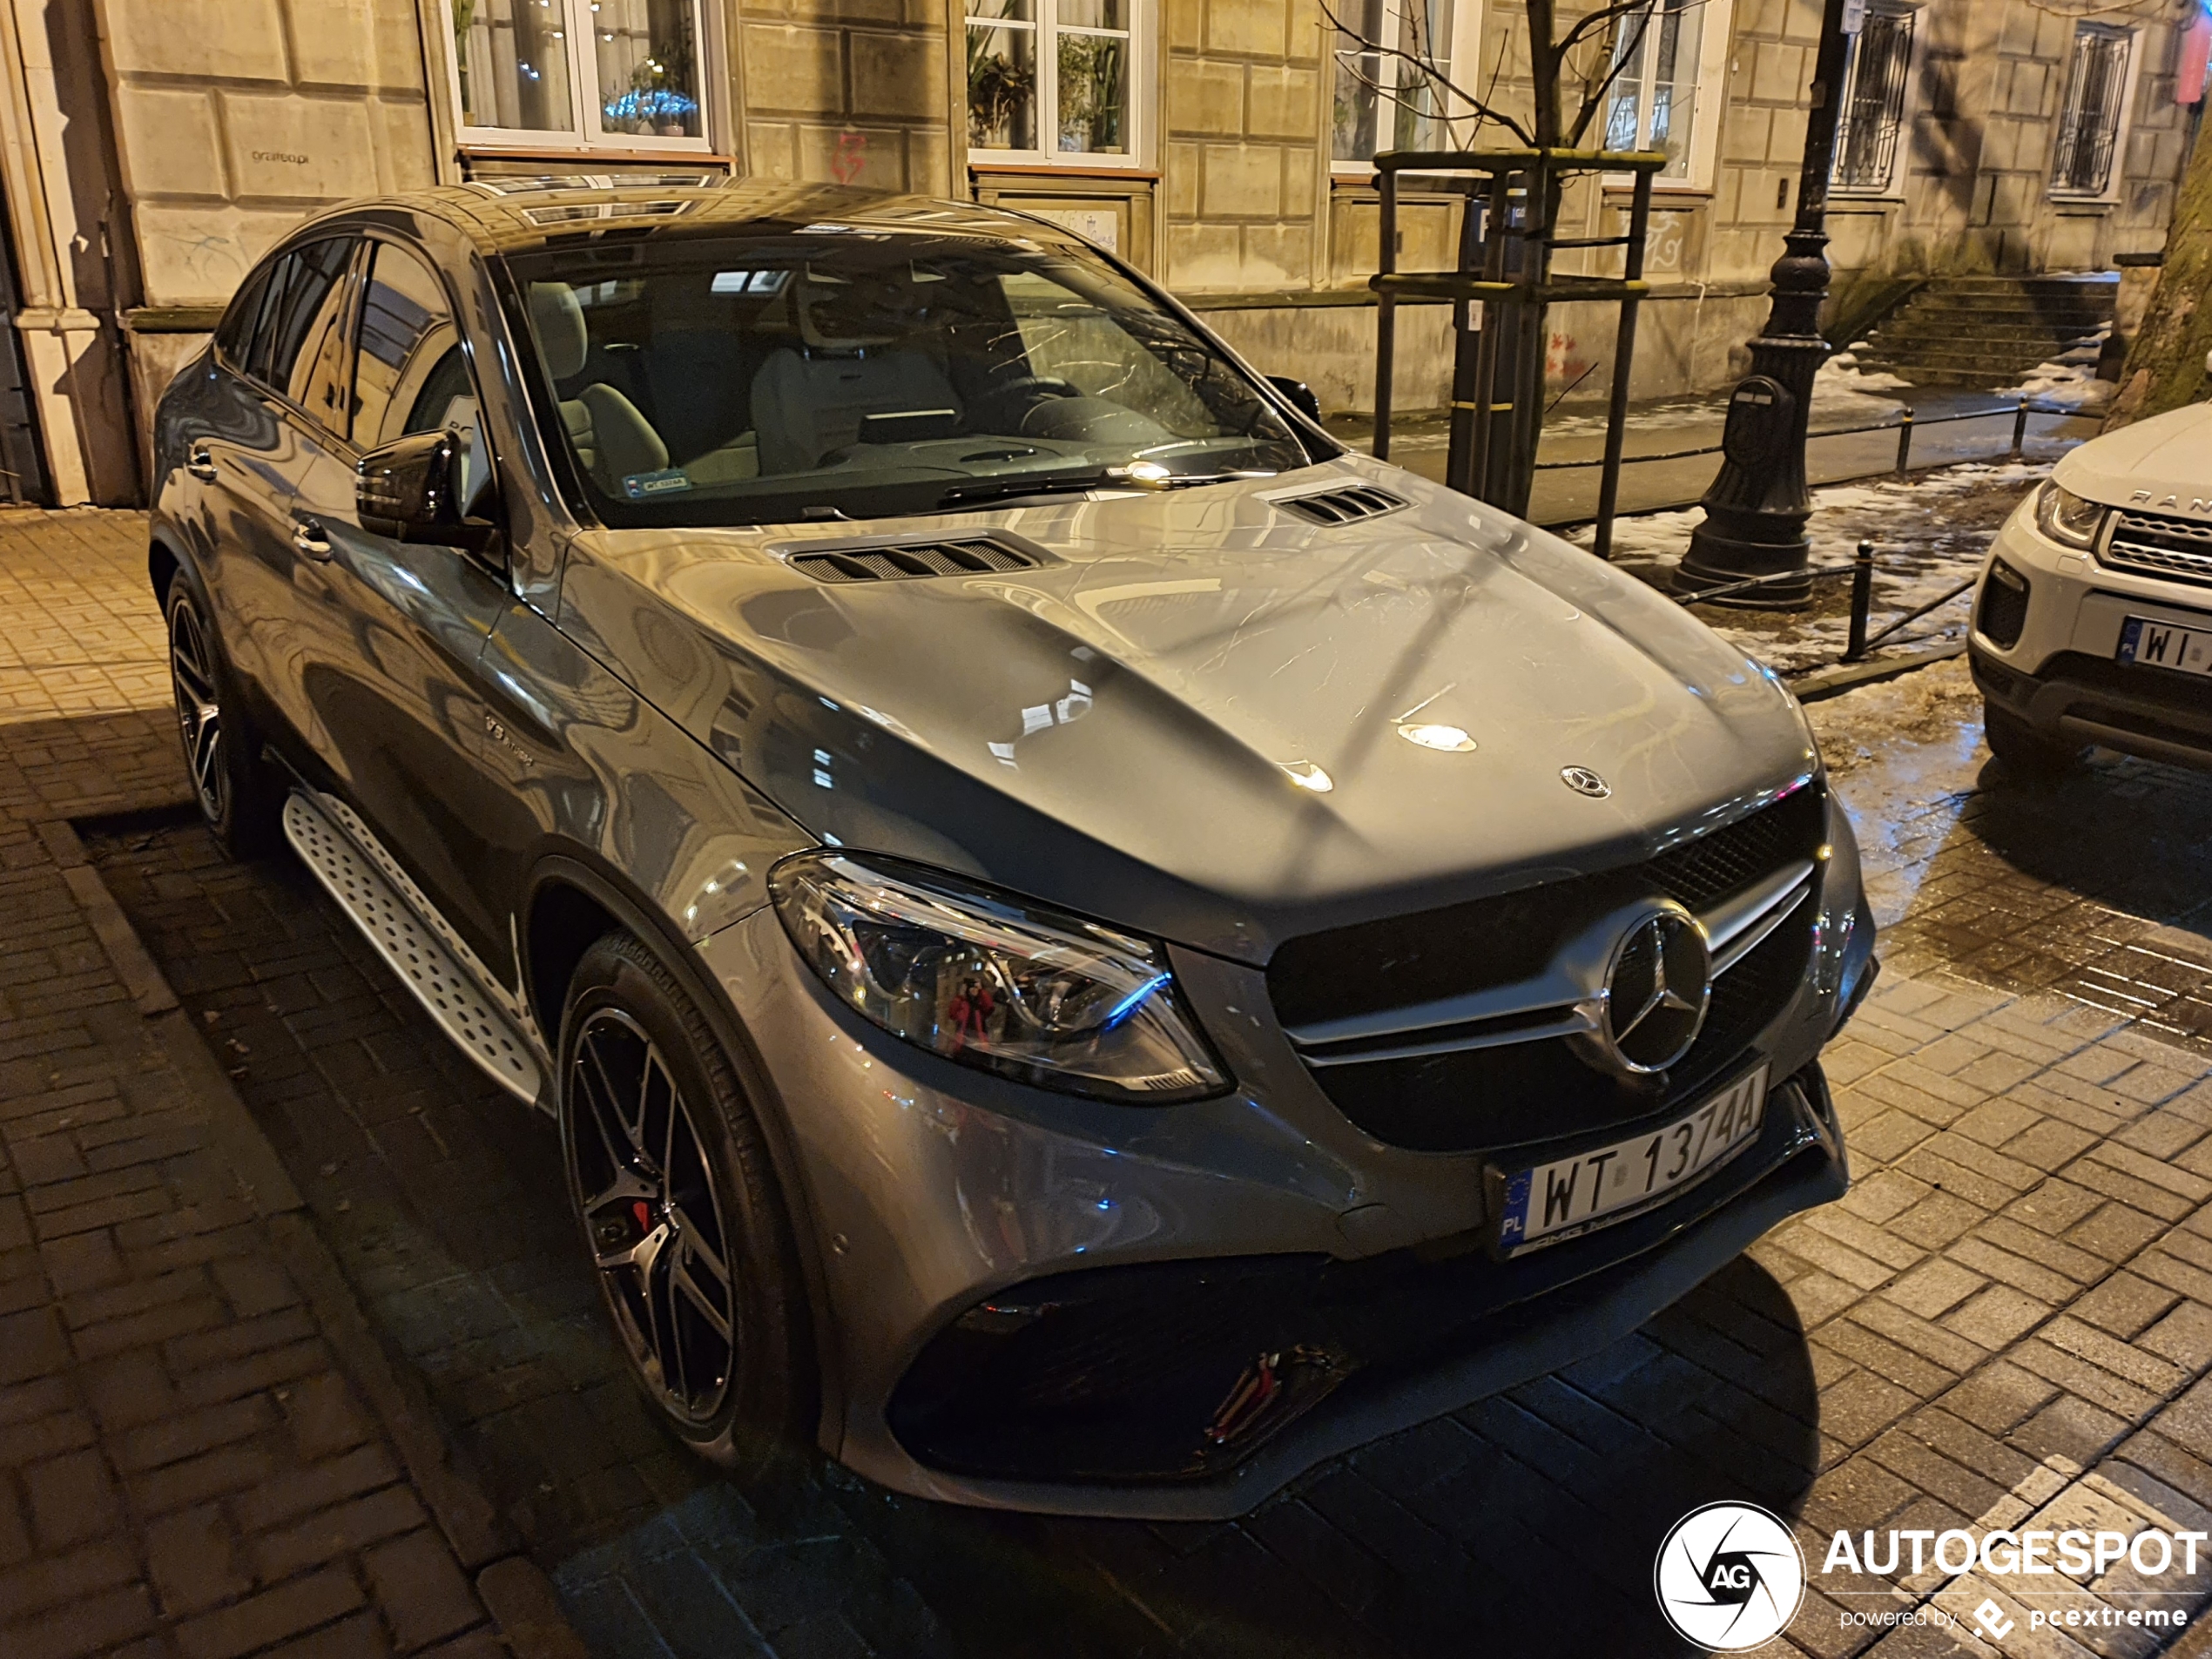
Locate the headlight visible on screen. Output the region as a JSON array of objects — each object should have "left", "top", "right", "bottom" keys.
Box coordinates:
[
  {"left": 769, "top": 851, "right": 1229, "bottom": 1102},
  {"left": 2033, "top": 481, "right": 2106, "bottom": 549}
]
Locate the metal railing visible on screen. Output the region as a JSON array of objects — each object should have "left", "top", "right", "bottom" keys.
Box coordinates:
[
  {"left": 1534, "top": 395, "right": 2047, "bottom": 477},
  {"left": 1673, "top": 538, "right": 1980, "bottom": 671}
]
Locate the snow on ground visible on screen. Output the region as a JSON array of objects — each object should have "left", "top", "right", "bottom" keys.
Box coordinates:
[
  {"left": 1811, "top": 351, "right": 1912, "bottom": 415},
  {"left": 1570, "top": 459, "right": 2052, "bottom": 674},
  {"left": 2000, "top": 325, "right": 2115, "bottom": 414},
  {"left": 2001, "top": 361, "right": 2115, "bottom": 414}
]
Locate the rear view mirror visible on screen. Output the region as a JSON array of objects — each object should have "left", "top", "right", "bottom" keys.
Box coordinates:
[
  {"left": 1268, "top": 376, "right": 1323, "bottom": 424},
  {"left": 357, "top": 428, "right": 499, "bottom": 555}
]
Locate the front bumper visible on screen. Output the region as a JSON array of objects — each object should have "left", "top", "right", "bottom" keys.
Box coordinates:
[
  {"left": 1972, "top": 508, "right": 2212, "bottom": 771},
  {"left": 697, "top": 803, "right": 1869, "bottom": 1519}
]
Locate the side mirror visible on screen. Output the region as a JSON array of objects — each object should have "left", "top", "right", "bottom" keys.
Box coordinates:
[
  {"left": 1267, "top": 375, "right": 1323, "bottom": 424},
  {"left": 357, "top": 428, "right": 499, "bottom": 555}
]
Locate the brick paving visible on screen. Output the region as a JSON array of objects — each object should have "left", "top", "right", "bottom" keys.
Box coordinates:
[
  {"left": 11, "top": 502, "right": 2212, "bottom": 1655},
  {"left": 0, "top": 510, "right": 575, "bottom": 1659}
]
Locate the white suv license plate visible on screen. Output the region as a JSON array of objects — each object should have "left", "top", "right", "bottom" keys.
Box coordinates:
[
  {"left": 2118, "top": 617, "right": 2212, "bottom": 678},
  {"left": 1495, "top": 1065, "right": 1770, "bottom": 1256}
]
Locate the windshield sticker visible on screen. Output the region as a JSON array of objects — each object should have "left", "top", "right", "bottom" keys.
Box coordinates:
[{"left": 624, "top": 469, "right": 693, "bottom": 500}]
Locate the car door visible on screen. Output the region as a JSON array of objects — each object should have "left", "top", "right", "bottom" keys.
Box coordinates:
[
  {"left": 285, "top": 235, "right": 518, "bottom": 979},
  {"left": 188, "top": 241, "right": 353, "bottom": 718}
]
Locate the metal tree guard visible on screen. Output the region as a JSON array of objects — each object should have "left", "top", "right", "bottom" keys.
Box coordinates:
[{"left": 1368, "top": 146, "right": 1667, "bottom": 557}]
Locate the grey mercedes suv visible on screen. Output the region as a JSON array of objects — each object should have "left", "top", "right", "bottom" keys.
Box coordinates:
[{"left": 150, "top": 177, "right": 1874, "bottom": 1519}]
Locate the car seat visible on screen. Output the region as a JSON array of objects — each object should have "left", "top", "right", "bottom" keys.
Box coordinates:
[
  {"left": 526, "top": 282, "right": 672, "bottom": 494},
  {"left": 749, "top": 267, "right": 963, "bottom": 474}
]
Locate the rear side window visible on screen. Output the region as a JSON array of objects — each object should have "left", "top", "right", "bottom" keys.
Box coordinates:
[
  {"left": 236, "top": 239, "right": 358, "bottom": 416},
  {"left": 212, "top": 266, "right": 270, "bottom": 368}
]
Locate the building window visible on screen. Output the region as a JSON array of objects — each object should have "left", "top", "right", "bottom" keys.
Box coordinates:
[
  {"left": 2050, "top": 24, "right": 2133, "bottom": 196},
  {"left": 1831, "top": 7, "right": 1913, "bottom": 193},
  {"left": 448, "top": 0, "right": 710, "bottom": 150},
  {"left": 1603, "top": 0, "right": 1704, "bottom": 179},
  {"left": 1331, "top": 0, "right": 1467, "bottom": 163},
  {"left": 966, "top": 0, "right": 1140, "bottom": 165}
]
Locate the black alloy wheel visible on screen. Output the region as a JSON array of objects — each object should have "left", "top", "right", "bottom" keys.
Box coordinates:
[
  {"left": 558, "top": 932, "right": 812, "bottom": 1469},
  {"left": 168, "top": 594, "right": 228, "bottom": 824},
  {"left": 163, "top": 571, "right": 281, "bottom": 856},
  {"left": 569, "top": 1005, "right": 740, "bottom": 1423}
]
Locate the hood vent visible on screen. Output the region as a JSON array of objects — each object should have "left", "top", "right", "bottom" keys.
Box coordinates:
[
  {"left": 788, "top": 537, "right": 1044, "bottom": 584},
  {"left": 1275, "top": 484, "right": 1408, "bottom": 526}
]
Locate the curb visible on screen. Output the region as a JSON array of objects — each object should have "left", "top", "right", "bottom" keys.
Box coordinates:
[
  {"left": 1790, "top": 640, "right": 1967, "bottom": 703},
  {"left": 41, "top": 810, "right": 594, "bottom": 1659}
]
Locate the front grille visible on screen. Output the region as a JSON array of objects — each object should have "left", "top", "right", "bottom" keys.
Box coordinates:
[
  {"left": 1266, "top": 783, "right": 1826, "bottom": 1154},
  {"left": 787, "top": 537, "right": 1042, "bottom": 583},
  {"left": 887, "top": 1066, "right": 1831, "bottom": 1484},
  {"left": 1267, "top": 781, "right": 1825, "bottom": 1028},
  {"left": 2104, "top": 509, "right": 2212, "bottom": 590},
  {"left": 1307, "top": 887, "right": 1817, "bottom": 1153},
  {"left": 1274, "top": 484, "right": 1407, "bottom": 526}
]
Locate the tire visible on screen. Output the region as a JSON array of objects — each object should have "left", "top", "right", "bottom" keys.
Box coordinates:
[
  {"left": 1982, "top": 702, "right": 2086, "bottom": 782},
  {"left": 557, "top": 931, "right": 813, "bottom": 1474},
  {"left": 164, "top": 566, "right": 284, "bottom": 856}
]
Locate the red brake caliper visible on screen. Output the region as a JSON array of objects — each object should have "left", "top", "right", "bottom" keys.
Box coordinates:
[{"left": 631, "top": 1200, "right": 653, "bottom": 1236}]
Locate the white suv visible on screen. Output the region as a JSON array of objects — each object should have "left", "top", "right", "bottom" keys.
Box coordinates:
[{"left": 1972, "top": 401, "right": 2212, "bottom": 775}]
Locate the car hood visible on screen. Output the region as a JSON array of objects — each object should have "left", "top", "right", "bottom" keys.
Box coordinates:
[
  {"left": 556, "top": 461, "right": 1817, "bottom": 962},
  {"left": 2056, "top": 401, "right": 2212, "bottom": 513}
]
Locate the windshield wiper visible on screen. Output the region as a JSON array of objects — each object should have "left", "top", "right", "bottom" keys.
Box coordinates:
[
  {"left": 935, "top": 470, "right": 1128, "bottom": 509},
  {"left": 935, "top": 469, "right": 1264, "bottom": 511}
]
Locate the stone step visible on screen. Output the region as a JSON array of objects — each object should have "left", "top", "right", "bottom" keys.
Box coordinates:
[{"left": 1932, "top": 274, "right": 2120, "bottom": 293}]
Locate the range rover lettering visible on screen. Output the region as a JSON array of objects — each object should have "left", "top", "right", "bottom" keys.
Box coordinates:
[{"left": 150, "top": 179, "right": 1875, "bottom": 1518}]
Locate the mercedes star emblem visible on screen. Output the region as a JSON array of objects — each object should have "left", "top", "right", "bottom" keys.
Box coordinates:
[
  {"left": 1595, "top": 903, "right": 1712, "bottom": 1075},
  {"left": 1561, "top": 765, "right": 1611, "bottom": 798}
]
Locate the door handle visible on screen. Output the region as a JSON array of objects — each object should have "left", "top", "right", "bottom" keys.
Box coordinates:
[
  {"left": 292, "top": 517, "right": 332, "bottom": 561},
  {"left": 185, "top": 446, "right": 217, "bottom": 483}
]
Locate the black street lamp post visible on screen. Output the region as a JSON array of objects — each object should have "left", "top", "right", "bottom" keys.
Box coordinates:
[{"left": 1676, "top": 0, "right": 1857, "bottom": 606}]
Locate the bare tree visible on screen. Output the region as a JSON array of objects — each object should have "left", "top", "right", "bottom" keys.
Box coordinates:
[{"left": 1318, "top": 0, "right": 1671, "bottom": 156}]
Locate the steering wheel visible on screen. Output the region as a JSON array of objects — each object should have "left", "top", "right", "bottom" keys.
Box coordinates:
[{"left": 987, "top": 374, "right": 1082, "bottom": 404}]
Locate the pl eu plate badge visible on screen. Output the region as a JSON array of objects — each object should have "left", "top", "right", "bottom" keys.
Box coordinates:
[{"left": 1498, "top": 1171, "right": 1531, "bottom": 1247}]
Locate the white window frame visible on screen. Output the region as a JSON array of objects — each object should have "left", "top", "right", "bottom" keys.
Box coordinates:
[
  {"left": 1329, "top": 0, "right": 1485, "bottom": 174},
  {"left": 1598, "top": 0, "right": 1731, "bottom": 192},
  {"left": 964, "top": 0, "right": 1153, "bottom": 171},
  {"left": 1830, "top": 3, "right": 1916, "bottom": 199},
  {"left": 2047, "top": 22, "right": 2141, "bottom": 205},
  {"left": 443, "top": 0, "right": 720, "bottom": 155}
]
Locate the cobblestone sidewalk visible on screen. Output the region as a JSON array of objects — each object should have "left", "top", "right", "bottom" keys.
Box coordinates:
[{"left": 0, "top": 511, "right": 579, "bottom": 1659}]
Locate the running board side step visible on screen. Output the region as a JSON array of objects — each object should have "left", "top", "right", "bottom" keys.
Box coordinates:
[{"left": 282, "top": 790, "right": 544, "bottom": 1106}]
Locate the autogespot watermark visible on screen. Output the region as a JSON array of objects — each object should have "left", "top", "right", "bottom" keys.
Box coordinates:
[
  {"left": 1654, "top": 1503, "right": 1806, "bottom": 1650},
  {"left": 1654, "top": 1507, "right": 2199, "bottom": 1649}
]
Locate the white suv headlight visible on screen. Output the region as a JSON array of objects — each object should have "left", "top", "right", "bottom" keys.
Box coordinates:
[
  {"left": 2033, "top": 481, "right": 2106, "bottom": 549},
  {"left": 769, "top": 852, "right": 1229, "bottom": 1102}
]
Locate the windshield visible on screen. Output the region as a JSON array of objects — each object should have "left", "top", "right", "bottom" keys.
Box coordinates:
[{"left": 503, "top": 223, "right": 1323, "bottom": 527}]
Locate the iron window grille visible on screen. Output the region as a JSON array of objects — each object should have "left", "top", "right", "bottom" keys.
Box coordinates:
[
  {"left": 2050, "top": 24, "right": 2134, "bottom": 197},
  {"left": 1831, "top": 7, "right": 1914, "bottom": 193}
]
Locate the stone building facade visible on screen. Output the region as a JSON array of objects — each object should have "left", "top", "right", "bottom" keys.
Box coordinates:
[{"left": 0, "top": 0, "right": 2197, "bottom": 504}]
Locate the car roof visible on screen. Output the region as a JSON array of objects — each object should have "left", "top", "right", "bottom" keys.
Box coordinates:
[{"left": 339, "top": 177, "right": 1076, "bottom": 261}]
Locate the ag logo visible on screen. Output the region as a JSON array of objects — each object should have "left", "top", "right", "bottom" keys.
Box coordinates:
[{"left": 1654, "top": 1501, "right": 1804, "bottom": 1650}]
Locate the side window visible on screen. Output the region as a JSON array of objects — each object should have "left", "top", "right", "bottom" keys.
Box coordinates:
[
  {"left": 354, "top": 243, "right": 473, "bottom": 450},
  {"left": 266, "top": 238, "right": 358, "bottom": 430},
  {"left": 244, "top": 257, "right": 294, "bottom": 386},
  {"left": 213, "top": 266, "right": 271, "bottom": 368}
]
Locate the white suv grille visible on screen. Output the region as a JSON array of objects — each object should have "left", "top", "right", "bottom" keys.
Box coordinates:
[{"left": 2103, "top": 509, "right": 2212, "bottom": 590}]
